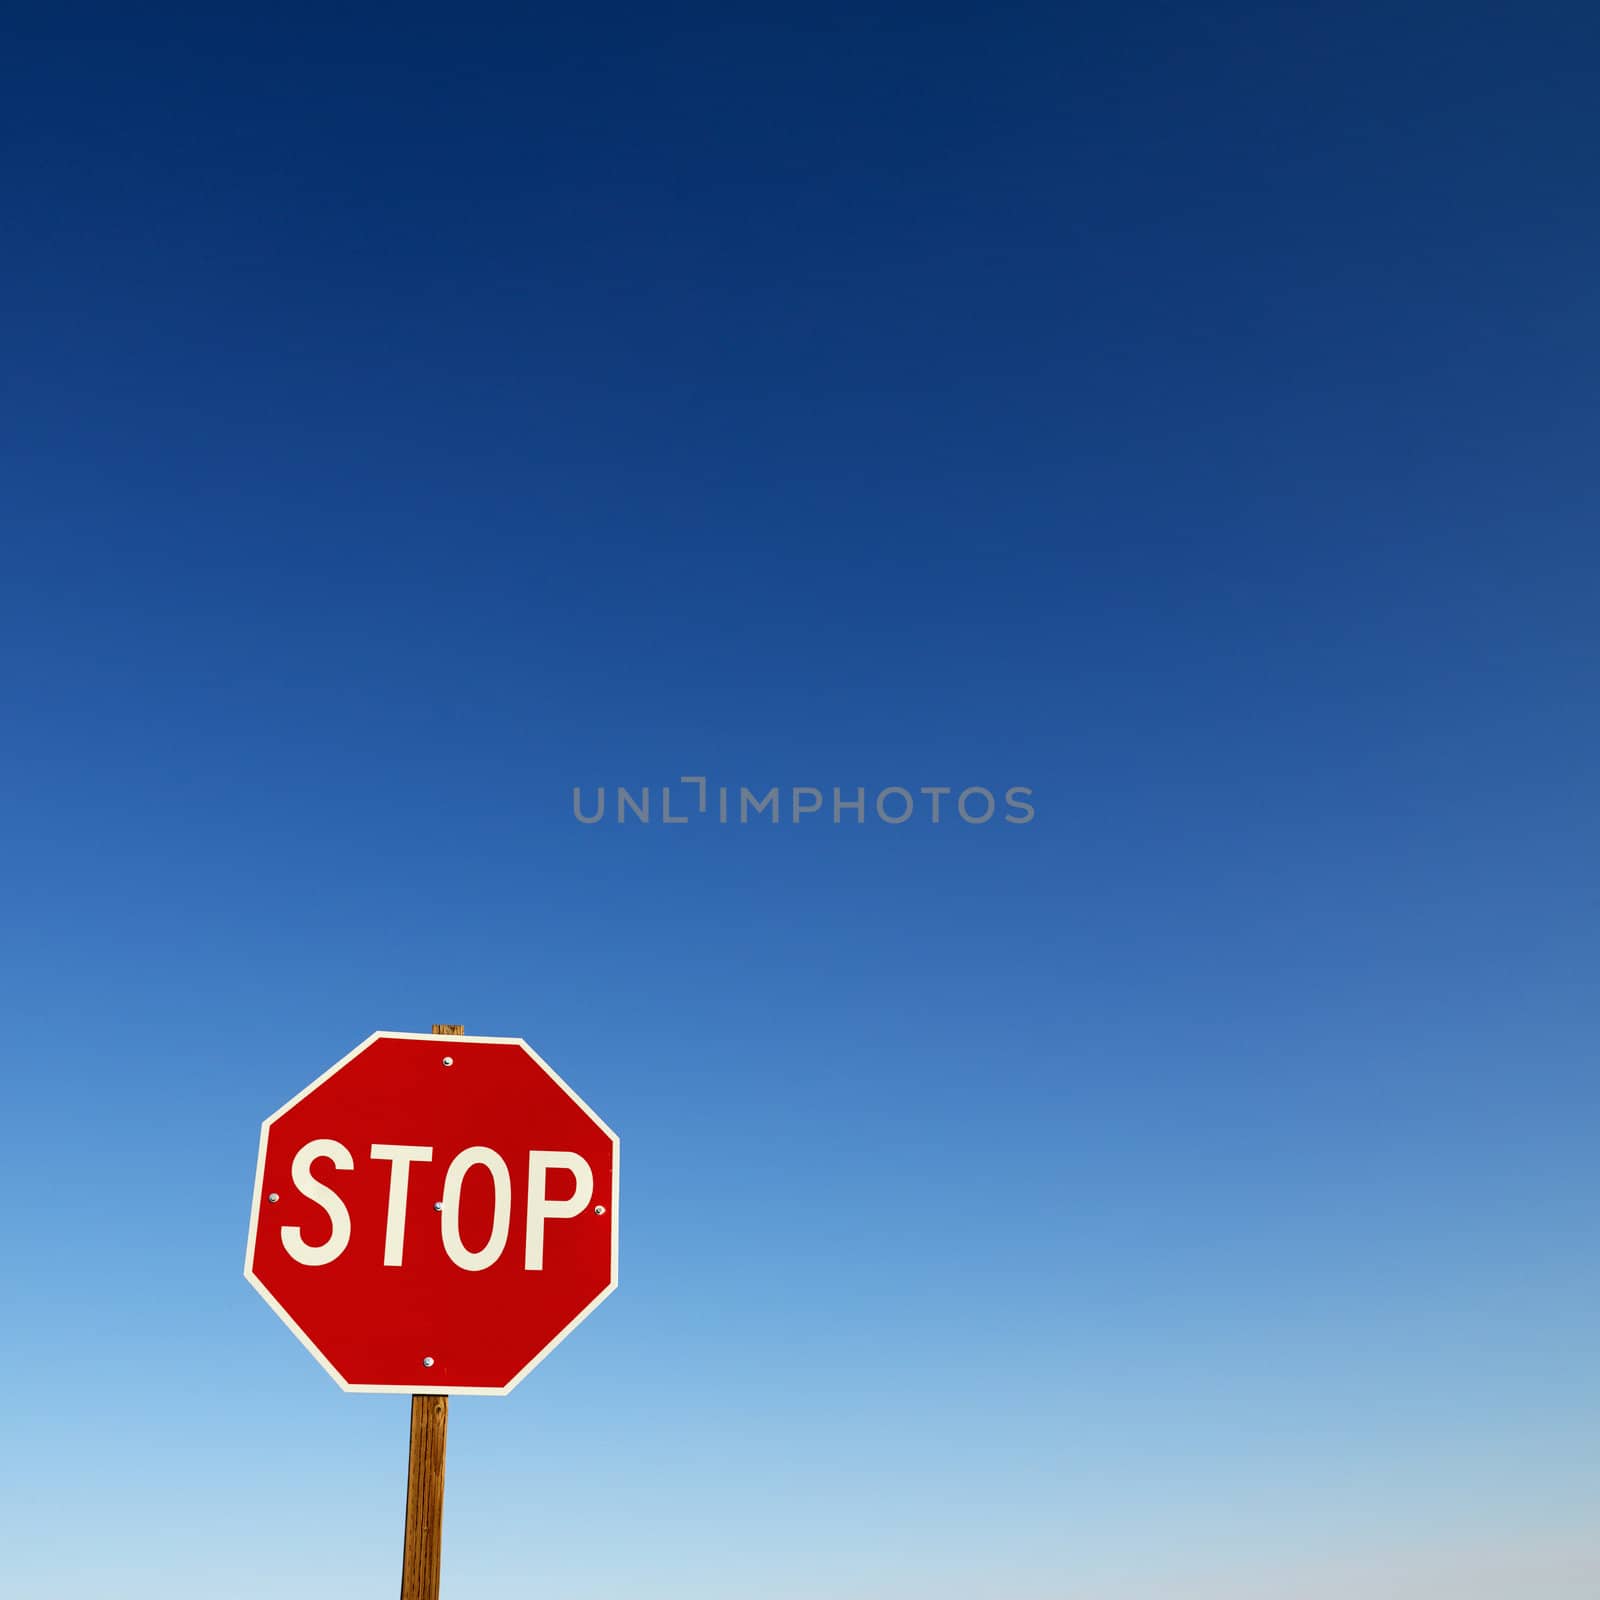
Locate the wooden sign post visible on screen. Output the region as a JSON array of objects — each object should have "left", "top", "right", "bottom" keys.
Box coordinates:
[
  {"left": 399, "top": 1023, "right": 465, "bottom": 1600},
  {"left": 401, "top": 1392, "right": 448, "bottom": 1599}
]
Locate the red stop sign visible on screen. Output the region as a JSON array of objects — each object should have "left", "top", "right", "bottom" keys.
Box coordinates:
[{"left": 244, "top": 1032, "right": 618, "bottom": 1394}]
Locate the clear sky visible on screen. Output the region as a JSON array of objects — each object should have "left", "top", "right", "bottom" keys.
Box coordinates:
[{"left": 4, "top": 4, "right": 1599, "bottom": 1597}]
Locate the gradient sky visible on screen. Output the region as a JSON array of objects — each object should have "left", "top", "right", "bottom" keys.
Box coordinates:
[{"left": 4, "top": 4, "right": 1599, "bottom": 1597}]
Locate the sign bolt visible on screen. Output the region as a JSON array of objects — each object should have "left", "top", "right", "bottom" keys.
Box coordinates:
[
  {"left": 422, "top": 1356, "right": 434, "bottom": 1368},
  {"left": 442, "top": 1056, "right": 454, "bottom": 1067},
  {"left": 268, "top": 1193, "right": 280, "bottom": 1203},
  {"left": 594, "top": 1205, "right": 606, "bottom": 1215},
  {"left": 434, "top": 1201, "right": 444, "bottom": 1211}
]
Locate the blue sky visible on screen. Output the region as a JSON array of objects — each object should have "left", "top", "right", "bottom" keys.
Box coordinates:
[{"left": 4, "top": 4, "right": 1599, "bottom": 1596}]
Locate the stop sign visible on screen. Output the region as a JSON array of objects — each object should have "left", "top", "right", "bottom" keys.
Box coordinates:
[{"left": 244, "top": 1032, "right": 618, "bottom": 1394}]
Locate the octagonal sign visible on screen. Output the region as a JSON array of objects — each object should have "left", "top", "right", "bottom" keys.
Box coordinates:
[{"left": 245, "top": 1032, "right": 618, "bottom": 1394}]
